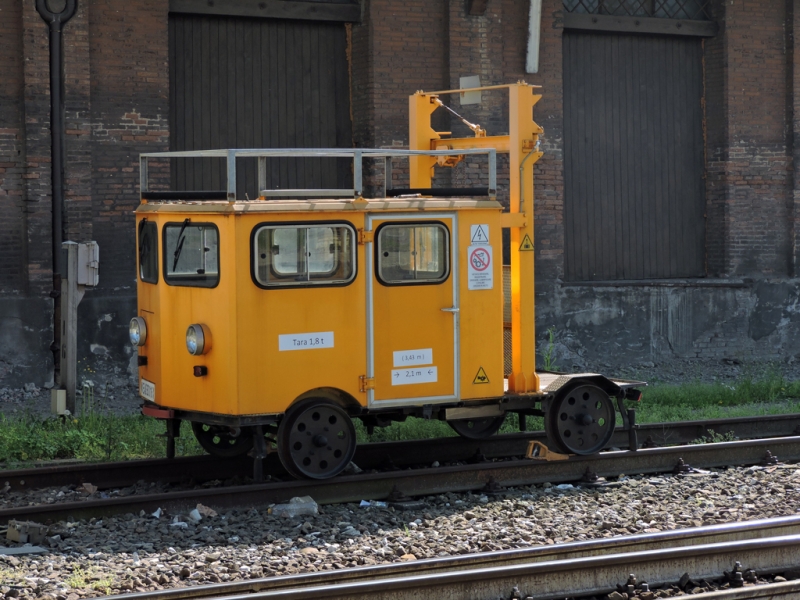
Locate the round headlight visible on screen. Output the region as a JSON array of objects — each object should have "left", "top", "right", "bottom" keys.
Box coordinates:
[
  {"left": 129, "top": 317, "right": 147, "bottom": 347},
  {"left": 186, "top": 324, "right": 210, "bottom": 356}
]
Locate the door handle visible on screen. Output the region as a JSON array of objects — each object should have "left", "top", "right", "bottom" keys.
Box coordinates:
[{"left": 441, "top": 307, "right": 460, "bottom": 313}]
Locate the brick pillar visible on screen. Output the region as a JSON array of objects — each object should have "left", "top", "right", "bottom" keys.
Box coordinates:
[
  {"left": 713, "top": 0, "right": 792, "bottom": 277},
  {"left": 0, "top": 1, "right": 27, "bottom": 294},
  {"left": 791, "top": 0, "right": 800, "bottom": 275},
  {"left": 22, "top": 2, "right": 57, "bottom": 296}
]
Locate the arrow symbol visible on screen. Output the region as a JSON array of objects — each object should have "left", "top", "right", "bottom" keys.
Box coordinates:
[
  {"left": 428, "top": 369, "right": 434, "bottom": 375},
  {"left": 393, "top": 372, "right": 399, "bottom": 378}
]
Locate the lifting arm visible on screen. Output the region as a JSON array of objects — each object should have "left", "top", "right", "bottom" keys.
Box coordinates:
[{"left": 409, "top": 83, "right": 544, "bottom": 393}]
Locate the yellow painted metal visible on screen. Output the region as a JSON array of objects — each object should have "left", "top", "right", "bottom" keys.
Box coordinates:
[
  {"left": 371, "top": 216, "right": 457, "bottom": 402},
  {"left": 135, "top": 198, "right": 506, "bottom": 416},
  {"left": 134, "top": 83, "right": 545, "bottom": 419},
  {"left": 408, "top": 93, "right": 439, "bottom": 188},
  {"left": 407, "top": 83, "right": 543, "bottom": 393},
  {"left": 457, "top": 211, "right": 504, "bottom": 399},
  {"left": 433, "top": 135, "right": 511, "bottom": 153},
  {"left": 508, "top": 86, "right": 542, "bottom": 394},
  {"left": 500, "top": 212, "right": 527, "bottom": 228}
]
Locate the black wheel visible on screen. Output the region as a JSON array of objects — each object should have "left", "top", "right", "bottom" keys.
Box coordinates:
[
  {"left": 544, "top": 384, "right": 615, "bottom": 455},
  {"left": 191, "top": 422, "right": 254, "bottom": 458},
  {"left": 448, "top": 415, "right": 506, "bottom": 440},
  {"left": 277, "top": 399, "right": 356, "bottom": 480}
]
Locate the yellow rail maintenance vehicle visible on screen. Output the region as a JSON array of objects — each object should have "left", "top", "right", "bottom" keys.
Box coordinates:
[{"left": 131, "top": 83, "right": 643, "bottom": 480}]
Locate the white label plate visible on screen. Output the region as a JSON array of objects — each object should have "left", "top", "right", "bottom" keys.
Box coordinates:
[
  {"left": 279, "top": 331, "right": 334, "bottom": 351},
  {"left": 470, "top": 224, "right": 490, "bottom": 245},
  {"left": 467, "top": 245, "right": 493, "bottom": 290},
  {"left": 393, "top": 348, "right": 433, "bottom": 367},
  {"left": 391, "top": 366, "right": 438, "bottom": 385},
  {"left": 140, "top": 378, "right": 156, "bottom": 402}
]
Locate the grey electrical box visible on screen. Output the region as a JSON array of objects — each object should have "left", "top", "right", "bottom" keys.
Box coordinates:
[{"left": 77, "top": 241, "right": 99, "bottom": 286}]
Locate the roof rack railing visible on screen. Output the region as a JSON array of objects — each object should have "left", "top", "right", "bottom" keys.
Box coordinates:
[{"left": 139, "top": 147, "right": 497, "bottom": 202}]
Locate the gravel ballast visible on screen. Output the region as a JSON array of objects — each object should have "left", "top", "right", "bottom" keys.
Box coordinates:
[{"left": 1, "top": 463, "right": 799, "bottom": 599}]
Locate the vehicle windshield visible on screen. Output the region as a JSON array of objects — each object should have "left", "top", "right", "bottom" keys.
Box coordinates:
[{"left": 163, "top": 221, "right": 220, "bottom": 288}]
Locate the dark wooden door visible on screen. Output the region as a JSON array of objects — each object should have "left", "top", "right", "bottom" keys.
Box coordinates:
[
  {"left": 169, "top": 14, "right": 352, "bottom": 198},
  {"left": 563, "top": 31, "right": 706, "bottom": 281}
]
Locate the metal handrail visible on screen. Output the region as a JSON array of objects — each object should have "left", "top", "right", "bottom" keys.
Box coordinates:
[{"left": 139, "top": 147, "right": 498, "bottom": 201}]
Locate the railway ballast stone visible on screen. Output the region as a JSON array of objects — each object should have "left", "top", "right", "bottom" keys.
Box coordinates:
[{"left": 2, "top": 464, "right": 800, "bottom": 598}]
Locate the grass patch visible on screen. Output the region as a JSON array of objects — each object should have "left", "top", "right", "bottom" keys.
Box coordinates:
[
  {"left": 65, "top": 566, "right": 114, "bottom": 593},
  {"left": 0, "top": 412, "right": 201, "bottom": 466},
  {"left": 1, "top": 370, "right": 798, "bottom": 463}
]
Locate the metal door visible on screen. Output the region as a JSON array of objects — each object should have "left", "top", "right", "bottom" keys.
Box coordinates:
[
  {"left": 169, "top": 14, "right": 352, "bottom": 198},
  {"left": 366, "top": 214, "right": 459, "bottom": 406},
  {"left": 563, "top": 31, "right": 706, "bottom": 281}
]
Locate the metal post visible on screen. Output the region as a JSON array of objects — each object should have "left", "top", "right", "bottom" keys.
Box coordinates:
[
  {"left": 227, "top": 150, "right": 237, "bottom": 201},
  {"left": 54, "top": 241, "right": 98, "bottom": 415},
  {"left": 59, "top": 242, "right": 85, "bottom": 415},
  {"left": 258, "top": 156, "right": 267, "bottom": 197},
  {"left": 353, "top": 150, "right": 363, "bottom": 198},
  {"left": 36, "top": 0, "right": 78, "bottom": 386},
  {"left": 140, "top": 156, "right": 148, "bottom": 196},
  {"left": 383, "top": 156, "right": 392, "bottom": 198}
]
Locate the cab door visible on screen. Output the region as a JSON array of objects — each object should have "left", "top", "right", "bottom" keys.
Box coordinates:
[{"left": 366, "top": 214, "right": 459, "bottom": 406}]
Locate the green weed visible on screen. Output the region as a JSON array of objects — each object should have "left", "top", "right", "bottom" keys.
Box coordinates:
[
  {"left": 691, "top": 429, "right": 738, "bottom": 445},
  {"left": 0, "top": 413, "right": 201, "bottom": 465},
  {"left": 542, "top": 327, "right": 559, "bottom": 372}
]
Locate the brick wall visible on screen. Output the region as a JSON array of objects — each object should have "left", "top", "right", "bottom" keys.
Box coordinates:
[
  {"left": 0, "top": 0, "right": 26, "bottom": 294},
  {"left": 706, "top": 0, "right": 793, "bottom": 278},
  {"left": 2, "top": 1, "right": 169, "bottom": 298}
]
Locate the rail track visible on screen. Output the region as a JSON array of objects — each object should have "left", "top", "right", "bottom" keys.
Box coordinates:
[
  {"left": 2, "top": 430, "right": 799, "bottom": 525},
  {"left": 98, "top": 516, "right": 800, "bottom": 600},
  {"left": 3, "top": 412, "right": 800, "bottom": 492}
]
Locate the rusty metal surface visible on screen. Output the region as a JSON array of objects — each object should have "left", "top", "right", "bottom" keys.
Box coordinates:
[
  {"left": 3, "top": 413, "right": 800, "bottom": 494},
  {"left": 96, "top": 515, "right": 800, "bottom": 600},
  {"left": 3, "top": 436, "right": 800, "bottom": 525}
]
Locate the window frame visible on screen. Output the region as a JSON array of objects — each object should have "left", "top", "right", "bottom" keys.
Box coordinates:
[
  {"left": 138, "top": 219, "right": 159, "bottom": 284},
  {"left": 250, "top": 220, "right": 358, "bottom": 290},
  {"left": 375, "top": 220, "right": 451, "bottom": 287},
  {"left": 161, "top": 220, "right": 221, "bottom": 289}
]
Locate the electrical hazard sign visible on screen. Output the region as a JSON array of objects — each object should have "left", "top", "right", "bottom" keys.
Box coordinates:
[
  {"left": 467, "top": 245, "right": 493, "bottom": 290},
  {"left": 473, "top": 366, "right": 489, "bottom": 384},
  {"left": 519, "top": 234, "right": 534, "bottom": 251},
  {"left": 470, "top": 224, "right": 489, "bottom": 245}
]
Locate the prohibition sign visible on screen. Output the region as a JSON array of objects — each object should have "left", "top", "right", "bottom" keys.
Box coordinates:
[{"left": 470, "top": 247, "right": 491, "bottom": 271}]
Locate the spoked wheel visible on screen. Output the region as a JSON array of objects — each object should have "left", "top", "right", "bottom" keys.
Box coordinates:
[
  {"left": 448, "top": 415, "right": 506, "bottom": 440},
  {"left": 191, "top": 422, "right": 254, "bottom": 458},
  {"left": 544, "top": 384, "right": 615, "bottom": 455},
  {"left": 277, "top": 399, "right": 356, "bottom": 480}
]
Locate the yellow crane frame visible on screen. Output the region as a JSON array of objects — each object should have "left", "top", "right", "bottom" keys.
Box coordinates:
[{"left": 409, "top": 82, "right": 544, "bottom": 393}]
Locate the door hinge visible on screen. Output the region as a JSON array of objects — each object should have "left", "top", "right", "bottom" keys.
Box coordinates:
[
  {"left": 359, "top": 375, "right": 375, "bottom": 393},
  {"left": 358, "top": 229, "right": 373, "bottom": 244}
]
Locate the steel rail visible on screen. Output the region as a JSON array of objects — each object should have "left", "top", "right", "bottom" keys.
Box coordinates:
[
  {"left": 97, "top": 515, "right": 800, "bottom": 600},
  {"left": 2, "top": 436, "right": 800, "bottom": 525},
  {"left": 680, "top": 580, "right": 800, "bottom": 600},
  {"left": 101, "top": 533, "right": 800, "bottom": 600},
  {"left": 3, "top": 413, "right": 800, "bottom": 493}
]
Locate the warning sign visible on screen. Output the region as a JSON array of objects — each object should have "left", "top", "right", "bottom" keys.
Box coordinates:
[
  {"left": 470, "top": 224, "right": 489, "bottom": 245},
  {"left": 473, "top": 366, "right": 490, "bottom": 384},
  {"left": 467, "top": 245, "right": 493, "bottom": 290},
  {"left": 519, "top": 233, "right": 534, "bottom": 251}
]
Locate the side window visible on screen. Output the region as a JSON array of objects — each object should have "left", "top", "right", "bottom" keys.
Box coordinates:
[
  {"left": 253, "top": 223, "right": 355, "bottom": 287},
  {"left": 377, "top": 222, "right": 450, "bottom": 285},
  {"left": 163, "top": 220, "right": 220, "bottom": 288},
  {"left": 138, "top": 220, "right": 158, "bottom": 284}
]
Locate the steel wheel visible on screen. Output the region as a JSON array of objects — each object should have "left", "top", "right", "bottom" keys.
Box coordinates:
[
  {"left": 191, "top": 422, "right": 254, "bottom": 458},
  {"left": 448, "top": 415, "right": 506, "bottom": 440},
  {"left": 277, "top": 399, "right": 356, "bottom": 480},
  {"left": 545, "top": 384, "right": 615, "bottom": 455}
]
